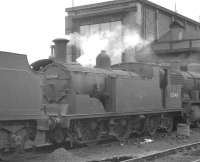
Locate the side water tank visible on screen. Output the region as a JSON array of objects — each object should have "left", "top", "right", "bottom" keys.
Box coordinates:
[{"left": 0, "top": 52, "right": 43, "bottom": 120}]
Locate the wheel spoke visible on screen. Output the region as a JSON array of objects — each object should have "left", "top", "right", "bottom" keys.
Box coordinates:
[
  {"left": 196, "top": 120, "right": 200, "bottom": 128},
  {"left": 49, "top": 127, "right": 65, "bottom": 144},
  {"left": 164, "top": 116, "right": 174, "bottom": 133},
  {"left": 109, "top": 119, "right": 128, "bottom": 142}
]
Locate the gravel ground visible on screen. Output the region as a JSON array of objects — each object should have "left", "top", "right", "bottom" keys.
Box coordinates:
[{"left": 9, "top": 128, "right": 200, "bottom": 162}]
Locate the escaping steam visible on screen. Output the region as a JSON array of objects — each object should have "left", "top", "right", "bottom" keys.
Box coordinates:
[{"left": 69, "top": 26, "right": 152, "bottom": 67}]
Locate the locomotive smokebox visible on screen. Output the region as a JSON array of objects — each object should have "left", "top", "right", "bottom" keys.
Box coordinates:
[
  {"left": 52, "top": 38, "right": 69, "bottom": 63},
  {"left": 96, "top": 50, "right": 111, "bottom": 69}
]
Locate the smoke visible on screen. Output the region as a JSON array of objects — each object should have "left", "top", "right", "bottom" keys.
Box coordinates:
[{"left": 69, "top": 26, "right": 152, "bottom": 67}]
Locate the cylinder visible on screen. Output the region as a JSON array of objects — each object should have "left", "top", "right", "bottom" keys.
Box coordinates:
[{"left": 53, "top": 38, "right": 69, "bottom": 63}]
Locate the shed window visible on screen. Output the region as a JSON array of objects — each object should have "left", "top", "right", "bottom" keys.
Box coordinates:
[{"left": 80, "top": 21, "right": 122, "bottom": 38}]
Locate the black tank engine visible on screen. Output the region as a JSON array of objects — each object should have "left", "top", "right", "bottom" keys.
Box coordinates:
[{"left": 0, "top": 38, "right": 200, "bottom": 158}]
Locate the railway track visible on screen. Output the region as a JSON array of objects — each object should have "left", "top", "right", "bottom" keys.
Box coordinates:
[
  {"left": 192, "top": 160, "right": 200, "bottom": 162},
  {"left": 0, "top": 143, "right": 55, "bottom": 162},
  {"left": 88, "top": 141, "right": 200, "bottom": 162},
  {"left": 3, "top": 129, "right": 200, "bottom": 162}
]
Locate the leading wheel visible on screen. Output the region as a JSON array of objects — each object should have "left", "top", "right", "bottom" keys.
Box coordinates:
[{"left": 146, "top": 116, "right": 160, "bottom": 136}]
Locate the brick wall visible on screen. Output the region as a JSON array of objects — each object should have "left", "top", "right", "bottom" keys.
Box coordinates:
[
  {"left": 145, "top": 7, "right": 156, "bottom": 40},
  {"left": 142, "top": 6, "right": 172, "bottom": 41},
  {"left": 157, "top": 11, "right": 171, "bottom": 39},
  {"left": 186, "top": 22, "right": 197, "bottom": 32},
  {"left": 123, "top": 10, "right": 139, "bottom": 30}
]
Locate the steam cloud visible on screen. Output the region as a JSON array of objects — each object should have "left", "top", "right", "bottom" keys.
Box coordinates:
[{"left": 68, "top": 26, "right": 152, "bottom": 67}]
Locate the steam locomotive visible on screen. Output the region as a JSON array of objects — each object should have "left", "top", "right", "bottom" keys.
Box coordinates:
[{"left": 1, "top": 38, "right": 200, "bottom": 158}]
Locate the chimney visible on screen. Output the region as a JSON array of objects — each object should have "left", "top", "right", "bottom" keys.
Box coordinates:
[{"left": 53, "top": 38, "right": 69, "bottom": 63}]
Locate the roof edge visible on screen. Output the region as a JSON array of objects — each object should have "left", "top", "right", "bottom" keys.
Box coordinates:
[
  {"left": 65, "top": 0, "right": 136, "bottom": 12},
  {"left": 65, "top": 0, "right": 200, "bottom": 26}
]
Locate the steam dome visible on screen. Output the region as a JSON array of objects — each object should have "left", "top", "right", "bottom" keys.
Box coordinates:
[{"left": 96, "top": 50, "right": 111, "bottom": 69}]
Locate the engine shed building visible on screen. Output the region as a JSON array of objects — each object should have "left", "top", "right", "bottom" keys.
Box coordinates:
[
  {"left": 65, "top": 0, "right": 200, "bottom": 63},
  {"left": 150, "top": 21, "right": 200, "bottom": 65}
]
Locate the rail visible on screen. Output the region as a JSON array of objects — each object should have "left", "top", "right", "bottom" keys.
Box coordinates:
[{"left": 88, "top": 141, "right": 200, "bottom": 162}]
